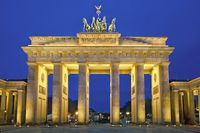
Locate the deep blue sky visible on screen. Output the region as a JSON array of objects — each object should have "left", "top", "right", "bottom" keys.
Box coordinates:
[{"left": 0, "top": 0, "right": 200, "bottom": 112}]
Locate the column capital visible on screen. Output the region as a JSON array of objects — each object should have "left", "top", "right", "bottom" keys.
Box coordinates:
[
  {"left": 78, "top": 62, "right": 89, "bottom": 68},
  {"left": 110, "top": 62, "right": 120, "bottom": 66},
  {"left": 53, "top": 62, "right": 62, "bottom": 66},
  {"left": 53, "top": 61, "right": 68, "bottom": 64},
  {"left": 160, "top": 62, "right": 170, "bottom": 66},
  {"left": 135, "top": 62, "right": 144, "bottom": 66},
  {"left": 17, "top": 89, "right": 24, "bottom": 92},
  {"left": 110, "top": 63, "right": 120, "bottom": 73},
  {"left": 78, "top": 62, "right": 87, "bottom": 65},
  {"left": 13, "top": 92, "right": 17, "bottom": 95},
  {"left": 173, "top": 90, "right": 179, "bottom": 93},
  {"left": 53, "top": 63, "right": 69, "bottom": 70}
]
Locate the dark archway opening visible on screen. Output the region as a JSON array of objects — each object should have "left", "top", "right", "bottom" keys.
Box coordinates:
[
  {"left": 145, "top": 74, "right": 152, "bottom": 122},
  {"left": 47, "top": 74, "right": 53, "bottom": 122},
  {"left": 89, "top": 74, "right": 110, "bottom": 123},
  {"left": 120, "top": 74, "right": 131, "bottom": 123},
  {"left": 68, "top": 74, "right": 78, "bottom": 116}
]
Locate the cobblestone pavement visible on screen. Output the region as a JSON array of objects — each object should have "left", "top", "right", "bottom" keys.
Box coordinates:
[{"left": 0, "top": 124, "right": 200, "bottom": 133}]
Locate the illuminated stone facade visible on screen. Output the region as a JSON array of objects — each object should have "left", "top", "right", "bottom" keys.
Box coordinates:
[
  {"left": 0, "top": 80, "right": 26, "bottom": 125},
  {"left": 21, "top": 32, "right": 174, "bottom": 125},
  {"left": 170, "top": 77, "right": 200, "bottom": 125},
  {"left": 1, "top": 32, "right": 199, "bottom": 125}
]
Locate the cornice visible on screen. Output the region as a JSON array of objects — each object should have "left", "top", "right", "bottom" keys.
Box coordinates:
[
  {"left": 170, "top": 77, "right": 200, "bottom": 91},
  {"left": 28, "top": 35, "right": 170, "bottom": 46}
]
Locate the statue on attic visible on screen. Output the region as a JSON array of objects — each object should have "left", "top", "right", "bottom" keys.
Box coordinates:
[
  {"left": 83, "top": 18, "right": 91, "bottom": 32},
  {"left": 82, "top": 5, "right": 116, "bottom": 33}
]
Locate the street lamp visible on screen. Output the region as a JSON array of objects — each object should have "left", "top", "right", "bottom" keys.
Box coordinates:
[
  {"left": 126, "top": 112, "right": 130, "bottom": 115},
  {"left": 126, "top": 112, "right": 130, "bottom": 124},
  {"left": 75, "top": 111, "right": 78, "bottom": 115}
]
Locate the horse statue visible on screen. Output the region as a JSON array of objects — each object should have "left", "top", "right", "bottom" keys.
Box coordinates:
[
  {"left": 108, "top": 18, "right": 116, "bottom": 32},
  {"left": 96, "top": 17, "right": 102, "bottom": 32},
  {"left": 83, "top": 18, "right": 91, "bottom": 32},
  {"left": 91, "top": 17, "right": 98, "bottom": 32},
  {"left": 101, "top": 16, "right": 107, "bottom": 32}
]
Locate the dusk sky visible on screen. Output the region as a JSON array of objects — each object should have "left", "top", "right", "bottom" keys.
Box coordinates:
[{"left": 0, "top": 0, "right": 200, "bottom": 112}]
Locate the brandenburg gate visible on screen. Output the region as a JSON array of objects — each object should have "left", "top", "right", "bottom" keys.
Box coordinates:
[
  {"left": 22, "top": 32, "right": 174, "bottom": 125},
  {"left": 21, "top": 6, "right": 174, "bottom": 125}
]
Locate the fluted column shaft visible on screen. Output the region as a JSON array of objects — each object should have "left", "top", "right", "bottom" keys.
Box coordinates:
[
  {"left": 159, "top": 62, "right": 171, "bottom": 123},
  {"left": 173, "top": 91, "right": 180, "bottom": 124},
  {"left": 7, "top": 92, "right": 13, "bottom": 123},
  {"left": 13, "top": 93, "right": 18, "bottom": 123},
  {"left": 52, "top": 64, "right": 68, "bottom": 124},
  {"left": 110, "top": 63, "right": 120, "bottom": 124},
  {"left": 131, "top": 64, "right": 145, "bottom": 124},
  {"left": 17, "top": 90, "right": 23, "bottom": 124},
  {"left": 182, "top": 90, "right": 195, "bottom": 124},
  {"left": 188, "top": 90, "right": 195, "bottom": 124},
  {"left": 0, "top": 91, "right": 6, "bottom": 124},
  {"left": 25, "top": 63, "right": 38, "bottom": 124},
  {"left": 179, "top": 93, "right": 184, "bottom": 123},
  {"left": 135, "top": 64, "right": 145, "bottom": 123},
  {"left": 78, "top": 63, "right": 89, "bottom": 124}
]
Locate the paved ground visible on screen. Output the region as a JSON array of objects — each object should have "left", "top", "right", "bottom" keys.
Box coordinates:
[{"left": 0, "top": 124, "right": 200, "bottom": 133}]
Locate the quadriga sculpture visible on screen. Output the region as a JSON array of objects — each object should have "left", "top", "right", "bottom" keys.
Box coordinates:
[
  {"left": 108, "top": 18, "right": 116, "bottom": 32},
  {"left": 83, "top": 18, "right": 91, "bottom": 32}
]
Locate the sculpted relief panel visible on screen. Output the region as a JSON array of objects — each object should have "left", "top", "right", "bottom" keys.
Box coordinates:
[
  {"left": 79, "top": 38, "right": 117, "bottom": 45},
  {"left": 77, "top": 33, "right": 120, "bottom": 45},
  {"left": 27, "top": 50, "right": 170, "bottom": 63}
]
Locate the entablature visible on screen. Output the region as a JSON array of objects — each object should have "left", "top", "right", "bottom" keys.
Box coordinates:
[
  {"left": 170, "top": 77, "right": 200, "bottom": 91},
  {"left": 22, "top": 46, "right": 173, "bottom": 62},
  {"left": 28, "top": 33, "right": 170, "bottom": 47},
  {"left": 0, "top": 80, "right": 27, "bottom": 91}
]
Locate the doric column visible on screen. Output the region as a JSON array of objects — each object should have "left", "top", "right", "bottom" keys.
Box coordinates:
[
  {"left": 25, "top": 63, "right": 38, "bottom": 124},
  {"left": 0, "top": 91, "right": 6, "bottom": 124},
  {"left": 7, "top": 92, "right": 13, "bottom": 123},
  {"left": 131, "top": 63, "right": 145, "bottom": 124},
  {"left": 78, "top": 63, "right": 89, "bottom": 124},
  {"left": 16, "top": 90, "right": 23, "bottom": 125},
  {"left": 173, "top": 91, "right": 180, "bottom": 124},
  {"left": 26, "top": 63, "right": 48, "bottom": 124},
  {"left": 183, "top": 91, "right": 188, "bottom": 123},
  {"left": 183, "top": 90, "right": 195, "bottom": 124},
  {"left": 198, "top": 90, "right": 200, "bottom": 125},
  {"left": 188, "top": 90, "right": 195, "bottom": 124},
  {"left": 179, "top": 92, "right": 184, "bottom": 124},
  {"left": 152, "top": 65, "right": 161, "bottom": 123},
  {"left": 159, "top": 62, "right": 171, "bottom": 123},
  {"left": 136, "top": 63, "right": 145, "bottom": 123},
  {"left": 52, "top": 63, "right": 69, "bottom": 124},
  {"left": 110, "top": 63, "right": 120, "bottom": 124},
  {"left": 13, "top": 92, "right": 18, "bottom": 123},
  {"left": 131, "top": 65, "right": 136, "bottom": 123},
  {"left": 21, "top": 89, "right": 26, "bottom": 124}
]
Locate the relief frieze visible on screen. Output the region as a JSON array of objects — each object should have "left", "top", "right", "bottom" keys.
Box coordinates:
[{"left": 153, "top": 85, "right": 159, "bottom": 95}]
